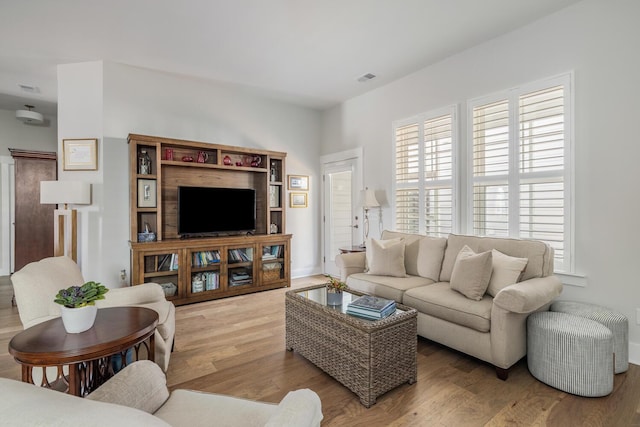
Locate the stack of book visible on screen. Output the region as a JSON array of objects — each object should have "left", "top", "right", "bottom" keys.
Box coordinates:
[{"left": 346, "top": 295, "right": 396, "bottom": 320}]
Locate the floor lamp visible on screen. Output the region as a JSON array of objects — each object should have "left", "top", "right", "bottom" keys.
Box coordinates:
[
  {"left": 360, "top": 189, "right": 380, "bottom": 247},
  {"left": 40, "top": 181, "right": 91, "bottom": 262}
]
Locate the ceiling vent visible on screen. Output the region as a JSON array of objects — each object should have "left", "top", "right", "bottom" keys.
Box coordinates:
[
  {"left": 357, "top": 73, "right": 376, "bottom": 82},
  {"left": 16, "top": 105, "right": 44, "bottom": 125}
]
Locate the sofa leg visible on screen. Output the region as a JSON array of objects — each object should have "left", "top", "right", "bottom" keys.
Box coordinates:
[{"left": 495, "top": 367, "right": 509, "bottom": 381}]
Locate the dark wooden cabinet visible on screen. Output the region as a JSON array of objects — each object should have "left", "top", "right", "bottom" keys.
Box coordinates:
[{"left": 9, "top": 149, "right": 57, "bottom": 271}]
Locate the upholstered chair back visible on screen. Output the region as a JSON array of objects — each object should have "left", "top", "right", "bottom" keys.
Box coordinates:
[{"left": 12, "top": 256, "right": 85, "bottom": 329}]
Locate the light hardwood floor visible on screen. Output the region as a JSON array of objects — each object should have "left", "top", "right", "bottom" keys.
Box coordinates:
[{"left": 2, "top": 275, "right": 640, "bottom": 426}]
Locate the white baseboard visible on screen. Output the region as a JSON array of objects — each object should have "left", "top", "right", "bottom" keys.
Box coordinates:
[{"left": 291, "top": 267, "right": 322, "bottom": 279}]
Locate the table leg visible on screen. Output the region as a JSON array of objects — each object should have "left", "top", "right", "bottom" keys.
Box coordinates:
[
  {"left": 67, "top": 363, "right": 81, "bottom": 397},
  {"left": 149, "top": 333, "right": 155, "bottom": 362}
]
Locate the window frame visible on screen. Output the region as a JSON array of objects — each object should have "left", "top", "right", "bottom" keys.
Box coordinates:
[
  {"left": 465, "top": 73, "right": 574, "bottom": 273},
  {"left": 391, "top": 105, "right": 459, "bottom": 237}
]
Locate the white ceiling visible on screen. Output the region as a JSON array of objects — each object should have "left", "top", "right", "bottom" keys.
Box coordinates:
[{"left": 0, "top": 0, "right": 582, "bottom": 115}]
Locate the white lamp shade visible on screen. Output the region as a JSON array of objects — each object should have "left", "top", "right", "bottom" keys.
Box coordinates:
[
  {"left": 361, "top": 189, "right": 380, "bottom": 208},
  {"left": 40, "top": 181, "right": 91, "bottom": 205}
]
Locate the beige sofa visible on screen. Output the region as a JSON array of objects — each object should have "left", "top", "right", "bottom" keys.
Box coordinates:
[
  {"left": 0, "top": 360, "right": 323, "bottom": 426},
  {"left": 11, "top": 256, "right": 176, "bottom": 372},
  {"left": 336, "top": 231, "right": 563, "bottom": 379}
]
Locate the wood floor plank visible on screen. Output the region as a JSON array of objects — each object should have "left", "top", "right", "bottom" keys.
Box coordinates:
[{"left": 2, "top": 274, "right": 640, "bottom": 426}]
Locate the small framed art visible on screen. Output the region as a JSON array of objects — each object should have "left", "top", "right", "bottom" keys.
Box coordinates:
[
  {"left": 137, "top": 179, "right": 157, "bottom": 208},
  {"left": 63, "top": 138, "right": 98, "bottom": 171},
  {"left": 290, "top": 192, "right": 307, "bottom": 208},
  {"left": 287, "top": 175, "right": 309, "bottom": 191}
]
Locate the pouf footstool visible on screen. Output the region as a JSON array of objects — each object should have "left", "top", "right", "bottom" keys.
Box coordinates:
[
  {"left": 551, "top": 300, "right": 628, "bottom": 373},
  {"left": 527, "top": 311, "right": 613, "bottom": 397}
]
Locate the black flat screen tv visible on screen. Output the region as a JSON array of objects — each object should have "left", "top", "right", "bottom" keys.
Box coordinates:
[{"left": 178, "top": 186, "right": 256, "bottom": 236}]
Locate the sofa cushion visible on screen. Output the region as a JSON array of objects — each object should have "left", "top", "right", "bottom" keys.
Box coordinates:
[
  {"left": 0, "top": 377, "right": 171, "bottom": 427},
  {"left": 450, "top": 246, "right": 493, "bottom": 301},
  {"left": 366, "top": 238, "right": 406, "bottom": 277},
  {"left": 403, "top": 282, "right": 493, "bottom": 332},
  {"left": 380, "top": 230, "right": 425, "bottom": 276},
  {"left": 346, "top": 273, "right": 434, "bottom": 303},
  {"left": 155, "top": 389, "right": 277, "bottom": 427},
  {"left": 487, "top": 249, "right": 528, "bottom": 297},
  {"left": 440, "top": 234, "right": 552, "bottom": 282},
  {"left": 416, "top": 236, "right": 447, "bottom": 281}
]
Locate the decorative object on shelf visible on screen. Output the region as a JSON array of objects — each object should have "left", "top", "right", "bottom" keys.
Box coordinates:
[
  {"left": 290, "top": 192, "right": 307, "bottom": 208},
  {"left": 181, "top": 155, "right": 194, "bottom": 162},
  {"left": 325, "top": 274, "right": 347, "bottom": 306},
  {"left": 223, "top": 155, "right": 232, "bottom": 165},
  {"left": 160, "top": 282, "right": 177, "bottom": 297},
  {"left": 196, "top": 151, "right": 208, "bottom": 163},
  {"left": 270, "top": 223, "right": 278, "bottom": 234},
  {"left": 236, "top": 161, "right": 243, "bottom": 166},
  {"left": 269, "top": 185, "right": 280, "bottom": 208},
  {"left": 288, "top": 174, "right": 309, "bottom": 191},
  {"left": 54, "top": 281, "right": 109, "bottom": 333},
  {"left": 137, "top": 179, "right": 157, "bottom": 208},
  {"left": 137, "top": 222, "right": 156, "bottom": 242},
  {"left": 270, "top": 161, "right": 278, "bottom": 182},
  {"left": 40, "top": 180, "right": 92, "bottom": 262},
  {"left": 164, "top": 148, "right": 174, "bottom": 161},
  {"left": 250, "top": 155, "right": 262, "bottom": 167},
  {"left": 361, "top": 188, "right": 380, "bottom": 247},
  {"left": 138, "top": 149, "right": 152, "bottom": 174},
  {"left": 63, "top": 138, "right": 98, "bottom": 171}
]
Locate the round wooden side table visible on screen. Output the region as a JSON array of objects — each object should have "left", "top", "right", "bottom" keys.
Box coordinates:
[{"left": 8, "top": 306, "right": 158, "bottom": 397}]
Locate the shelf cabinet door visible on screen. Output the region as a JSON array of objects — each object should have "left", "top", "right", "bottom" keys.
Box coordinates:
[
  {"left": 227, "top": 245, "right": 256, "bottom": 288},
  {"left": 188, "top": 248, "right": 223, "bottom": 295},
  {"left": 138, "top": 250, "right": 182, "bottom": 300},
  {"left": 259, "top": 242, "right": 287, "bottom": 285}
]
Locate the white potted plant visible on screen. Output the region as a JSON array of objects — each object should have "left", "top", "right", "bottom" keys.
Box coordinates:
[{"left": 54, "top": 281, "right": 109, "bottom": 333}]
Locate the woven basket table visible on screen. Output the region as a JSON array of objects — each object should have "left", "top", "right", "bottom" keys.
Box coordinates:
[
  {"left": 527, "top": 311, "right": 613, "bottom": 397},
  {"left": 286, "top": 285, "right": 417, "bottom": 407},
  {"left": 551, "top": 300, "right": 628, "bottom": 373}
]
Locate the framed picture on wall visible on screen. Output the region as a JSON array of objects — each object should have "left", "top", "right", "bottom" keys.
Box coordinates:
[
  {"left": 137, "top": 179, "right": 157, "bottom": 208},
  {"left": 290, "top": 192, "right": 307, "bottom": 208},
  {"left": 63, "top": 138, "right": 98, "bottom": 171},
  {"left": 287, "top": 175, "right": 309, "bottom": 191}
]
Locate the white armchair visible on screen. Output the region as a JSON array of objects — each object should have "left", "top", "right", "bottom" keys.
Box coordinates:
[{"left": 11, "top": 256, "right": 175, "bottom": 372}]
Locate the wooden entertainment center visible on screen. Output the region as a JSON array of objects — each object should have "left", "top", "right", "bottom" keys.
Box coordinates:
[{"left": 128, "top": 134, "right": 291, "bottom": 306}]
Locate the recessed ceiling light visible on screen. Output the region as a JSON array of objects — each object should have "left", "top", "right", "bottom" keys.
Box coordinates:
[{"left": 357, "top": 73, "right": 376, "bottom": 83}]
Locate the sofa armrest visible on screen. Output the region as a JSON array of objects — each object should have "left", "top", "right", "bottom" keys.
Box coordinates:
[
  {"left": 265, "top": 389, "right": 323, "bottom": 427},
  {"left": 335, "top": 252, "right": 366, "bottom": 281},
  {"left": 493, "top": 276, "right": 563, "bottom": 314},
  {"left": 86, "top": 360, "right": 169, "bottom": 414}
]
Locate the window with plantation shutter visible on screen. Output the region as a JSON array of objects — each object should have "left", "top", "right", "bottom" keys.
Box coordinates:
[
  {"left": 468, "top": 74, "right": 572, "bottom": 272},
  {"left": 393, "top": 107, "right": 456, "bottom": 237}
]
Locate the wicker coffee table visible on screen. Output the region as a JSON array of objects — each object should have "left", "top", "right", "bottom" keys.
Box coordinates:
[{"left": 285, "top": 285, "right": 417, "bottom": 407}]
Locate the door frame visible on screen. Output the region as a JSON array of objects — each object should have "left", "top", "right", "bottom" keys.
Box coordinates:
[
  {"left": 0, "top": 156, "right": 15, "bottom": 275},
  {"left": 320, "top": 147, "right": 363, "bottom": 275}
]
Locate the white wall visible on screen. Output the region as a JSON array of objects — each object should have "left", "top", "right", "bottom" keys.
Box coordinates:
[
  {"left": 57, "top": 61, "right": 323, "bottom": 286},
  {"left": 321, "top": 0, "right": 640, "bottom": 361}
]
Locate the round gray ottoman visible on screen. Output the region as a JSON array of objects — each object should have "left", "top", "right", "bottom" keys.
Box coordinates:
[
  {"left": 551, "top": 300, "right": 628, "bottom": 373},
  {"left": 527, "top": 311, "right": 613, "bottom": 397}
]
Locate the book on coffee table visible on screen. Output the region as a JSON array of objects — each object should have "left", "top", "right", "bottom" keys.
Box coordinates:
[{"left": 347, "top": 295, "right": 396, "bottom": 319}]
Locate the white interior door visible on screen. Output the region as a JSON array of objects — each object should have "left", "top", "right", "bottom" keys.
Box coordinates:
[{"left": 321, "top": 148, "right": 363, "bottom": 276}]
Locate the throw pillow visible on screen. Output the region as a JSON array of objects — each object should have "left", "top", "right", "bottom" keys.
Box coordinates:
[
  {"left": 450, "top": 245, "right": 493, "bottom": 301},
  {"left": 366, "top": 238, "right": 407, "bottom": 277},
  {"left": 416, "top": 236, "right": 447, "bottom": 281},
  {"left": 487, "top": 249, "right": 528, "bottom": 297}
]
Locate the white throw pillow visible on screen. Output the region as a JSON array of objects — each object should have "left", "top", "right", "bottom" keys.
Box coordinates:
[
  {"left": 416, "top": 236, "right": 447, "bottom": 281},
  {"left": 366, "top": 238, "right": 407, "bottom": 277},
  {"left": 487, "top": 249, "right": 528, "bottom": 297},
  {"left": 449, "top": 245, "right": 493, "bottom": 301}
]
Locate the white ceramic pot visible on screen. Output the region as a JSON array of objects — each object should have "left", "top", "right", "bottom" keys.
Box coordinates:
[{"left": 60, "top": 305, "right": 98, "bottom": 333}]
